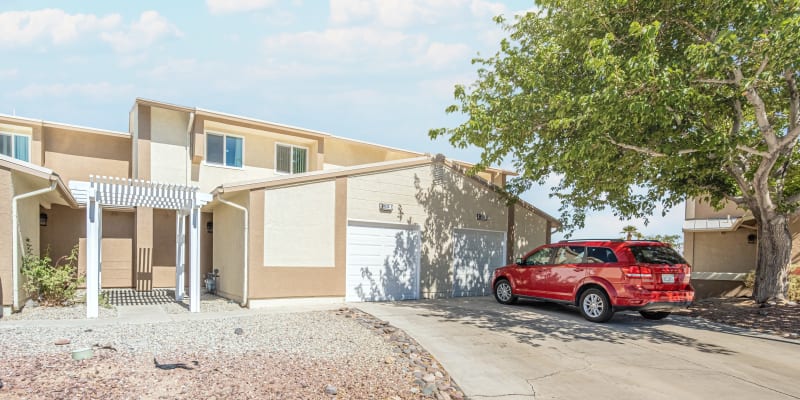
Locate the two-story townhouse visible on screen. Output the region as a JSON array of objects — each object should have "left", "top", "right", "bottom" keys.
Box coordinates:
[
  {"left": 1, "top": 98, "right": 559, "bottom": 317},
  {"left": 683, "top": 198, "right": 800, "bottom": 298}
]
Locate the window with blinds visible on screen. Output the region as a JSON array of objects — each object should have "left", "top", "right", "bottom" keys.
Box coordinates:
[{"left": 276, "top": 144, "right": 307, "bottom": 174}]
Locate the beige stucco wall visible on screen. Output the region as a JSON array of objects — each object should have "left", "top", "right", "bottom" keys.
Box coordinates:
[
  {"left": 212, "top": 191, "right": 248, "bottom": 301},
  {"left": 247, "top": 178, "right": 348, "bottom": 300},
  {"left": 150, "top": 107, "right": 191, "bottom": 185},
  {"left": 685, "top": 230, "right": 757, "bottom": 274},
  {"left": 686, "top": 198, "right": 747, "bottom": 219},
  {"left": 348, "top": 164, "right": 510, "bottom": 299},
  {"left": 512, "top": 204, "right": 549, "bottom": 259},
  {"left": 43, "top": 128, "right": 131, "bottom": 183},
  {"left": 0, "top": 169, "right": 13, "bottom": 307},
  {"left": 323, "top": 137, "right": 419, "bottom": 167},
  {"left": 264, "top": 180, "right": 336, "bottom": 267}
]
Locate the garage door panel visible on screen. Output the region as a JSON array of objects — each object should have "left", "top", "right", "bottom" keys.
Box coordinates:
[
  {"left": 453, "top": 229, "right": 506, "bottom": 297},
  {"left": 346, "top": 223, "right": 420, "bottom": 302}
]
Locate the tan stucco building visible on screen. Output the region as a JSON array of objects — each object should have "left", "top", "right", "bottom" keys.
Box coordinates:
[
  {"left": 683, "top": 199, "right": 800, "bottom": 298},
  {"left": 1, "top": 98, "right": 558, "bottom": 315}
]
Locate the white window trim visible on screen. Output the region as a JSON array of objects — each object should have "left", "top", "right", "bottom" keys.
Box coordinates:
[
  {"left": 0, "top": 132, "right": 32, "bottom": 162},
  {"left": 274, "top": 142, "right": 309, "bottom": 175},
  {"left": 205, "top": 131, "right": 245, "bottom": 169}
]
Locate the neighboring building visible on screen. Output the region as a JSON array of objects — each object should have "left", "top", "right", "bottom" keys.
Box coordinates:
[
  {"left": 1, "top": 98, "right": 559, "bottom": 316},
  {"left": 683, "top": 198, "right": 800, "bottom": 298}
]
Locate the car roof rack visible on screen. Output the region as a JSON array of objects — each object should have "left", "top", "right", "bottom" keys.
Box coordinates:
[{"left": 558, "top": 239, "right": 624, "bottom": 243}]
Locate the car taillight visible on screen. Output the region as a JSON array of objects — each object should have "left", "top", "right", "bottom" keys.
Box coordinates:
[{"left": 622, "top": 265, "right": 652, "bottom": 278}]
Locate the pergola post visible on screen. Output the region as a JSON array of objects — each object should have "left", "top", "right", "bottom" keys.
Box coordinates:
[
  {"left": 175, "top": 211, "right": 186, "bottom": 301},
  {"left": 189, "top": 205, "right": 200, "bottom": 312},
  {"left": 85, "top": 189, "right": 101, "bottom": 319}
]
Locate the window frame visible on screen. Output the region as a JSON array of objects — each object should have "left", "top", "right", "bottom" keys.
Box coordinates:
[
  {"left": 0, "top": 132, "right": 31, "bottom": 162},
  {"left": 274, "top": 142, "right": 309, "bottom": 175},
  {"left": 204, "top": 131, "right": 245, "bottom": 169}
]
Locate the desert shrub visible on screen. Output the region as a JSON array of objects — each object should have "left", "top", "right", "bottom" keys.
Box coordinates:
[
  {"left": 21, "top": 239, "right": 83, "bottom": 306},
  {"left": 744, "top": 265, "right": 799, "bottom": 301}
]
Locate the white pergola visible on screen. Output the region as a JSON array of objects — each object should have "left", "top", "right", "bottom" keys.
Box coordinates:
[{"left": 70, "top": 176, "right": 211, "bottom": 318}]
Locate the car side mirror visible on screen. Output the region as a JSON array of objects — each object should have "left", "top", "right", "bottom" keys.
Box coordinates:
[{"left": 515, "top": 257, "right": 524, "bottom": 265}]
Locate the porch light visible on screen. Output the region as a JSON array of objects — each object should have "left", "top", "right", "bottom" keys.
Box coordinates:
[
  {"left": 206, "top": 221, "right": 213, "bottom": 233},
  {"left": 747, "top": 234, "right": 756, "bottom": 244},
  {"left": 477, "top": 212, "right": 489, "bottom": 221},
  {"left": 39, "top": 213, "right": 48, "bottom": 226}
]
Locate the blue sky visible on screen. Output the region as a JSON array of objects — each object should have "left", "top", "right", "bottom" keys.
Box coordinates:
[{"left": 0, "top": 0, "right": 684, "bottom": 240}]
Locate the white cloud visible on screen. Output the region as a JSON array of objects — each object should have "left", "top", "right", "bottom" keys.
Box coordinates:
[
  {"left": 14, "top": 82, "right": 135, "bottom": 99},
  {"left": 0, "top": 69, "right": 19, "bottom": 79},
  {"left": 263, "top": 27, "right": 469, "bottom": 70},
  {"left": 0, "top": 9, "right": 120, "bottom": 47},
  {"left": 207, "top": 0, "right": 277, "bottom": 14},
  {"left": 329, "top": 0, "right": 507, "bottom": 28},
  {"left": 100, "top": 11, "right": 182, "bottom": 53}
]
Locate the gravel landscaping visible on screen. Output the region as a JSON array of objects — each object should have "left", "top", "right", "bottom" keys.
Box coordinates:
[{"left": 0, "top": 307, "right": 464, "bottom": 399}]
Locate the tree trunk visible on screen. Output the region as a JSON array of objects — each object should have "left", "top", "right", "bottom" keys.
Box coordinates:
[{"left": 753, "top": 214, "right": 792, "bottom": 303}]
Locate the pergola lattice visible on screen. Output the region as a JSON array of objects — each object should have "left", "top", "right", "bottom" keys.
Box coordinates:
[{"left": 70, "top": 176, "right": 212, "bottom": 318}]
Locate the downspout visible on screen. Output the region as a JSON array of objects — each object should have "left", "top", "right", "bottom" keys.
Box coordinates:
[
  {"left": 216, "top": 194, "right": 249, "bottom": 307},
  {"left": 12, "top": 180, "right": 57, "bottom": 311}
]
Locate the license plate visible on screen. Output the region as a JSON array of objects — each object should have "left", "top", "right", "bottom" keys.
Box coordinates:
[{"left": 661, "top": 274, "right": 675, "bottom": 283}]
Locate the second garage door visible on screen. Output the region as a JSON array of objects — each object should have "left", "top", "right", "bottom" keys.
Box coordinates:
[
  {"left": 346, "top": 222, "right": 421, "bottom": 302},
  {"left": 452, "top": 229, "right": 507, "bottom": 297}
]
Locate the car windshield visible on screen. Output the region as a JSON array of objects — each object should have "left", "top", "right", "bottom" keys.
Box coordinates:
[{"left": 628, "top": 246, "right": 686, "bottom": 265}]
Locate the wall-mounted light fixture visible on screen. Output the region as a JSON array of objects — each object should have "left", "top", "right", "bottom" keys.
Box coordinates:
[
  {"left": 39, "top": 213, "right": 48, "bottom": 227},
  {"left": 747, "top": 233, "right": 757, "bottom": 244},
  {"left": 476, "top": 212, "right": 489, "bottom": 221},
  {"left": 206, "top": 221, "right": 213, "bottom": 233},
  {"left": 379, "top": 203, "right": 394, "bottom": 213}
]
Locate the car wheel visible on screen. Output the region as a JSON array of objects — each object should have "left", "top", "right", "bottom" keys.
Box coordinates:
[
  {"left": 494, "top": 279, "right": 517, "bottom": 305},
  {"left": 639, "top": 311, "right": 670, "bottom": 320},
  {"left": 579, "top": 288, "right": 613, "bottom": 323}
]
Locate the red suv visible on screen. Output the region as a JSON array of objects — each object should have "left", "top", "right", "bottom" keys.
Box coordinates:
[{"left": 492, "top": 239, "right": 694, "bottom": 322}]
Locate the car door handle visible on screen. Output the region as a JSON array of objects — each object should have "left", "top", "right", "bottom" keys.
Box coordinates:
[{"left": 573, "top": 268, "right": 583, "bottom": 272}]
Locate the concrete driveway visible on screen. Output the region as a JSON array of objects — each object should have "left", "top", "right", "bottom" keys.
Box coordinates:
[{"left": 357, "top": 297, "right": 800, "bottom": 400}]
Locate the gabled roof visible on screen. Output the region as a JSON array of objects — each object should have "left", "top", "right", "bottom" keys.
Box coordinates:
[
  {"left": 212, "top": 154, "right": 560, "bottom": 226},
  {"left": 0, "top": 155, "right": 78, "bottom": 208}
]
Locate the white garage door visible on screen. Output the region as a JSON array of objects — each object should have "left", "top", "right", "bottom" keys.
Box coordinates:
[
  {"left": 452, "top": 229, "right": 507, "bottom": 297},
  {"left": 346, "top": 222, "right": 421, "bottom": 302}
]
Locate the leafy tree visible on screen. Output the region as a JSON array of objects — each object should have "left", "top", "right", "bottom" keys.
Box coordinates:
[
  {"left": 647, "top": 234, "right": 683, "bottom": 253},
  {"left": 431, "top": 1, "right": 800, "bottom": 303},
  {"left": 620, "top": 225, "right": 643, "bottom": 240}
]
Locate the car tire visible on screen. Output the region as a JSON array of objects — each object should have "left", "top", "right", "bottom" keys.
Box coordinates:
[
  {"left": 494, "top": 279, "right": 517, "bottom": 305},
  {"left": 579, "top": 288, "right": 614, "bottom": 323},
  {"left": 639, "top": 311, "right": 670, "bottom": 320}
]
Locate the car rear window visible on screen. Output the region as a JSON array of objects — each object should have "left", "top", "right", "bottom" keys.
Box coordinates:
[{"left": 628, "top": 246, "right": 686, "bottom": 265}]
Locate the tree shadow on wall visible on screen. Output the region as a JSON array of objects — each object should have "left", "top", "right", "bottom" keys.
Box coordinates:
[
  {"left": 414, "top": 164, "right": 509, "bottom": 299},
  {"left": 352, "top": 228, "right": 420, "bottom": 301}
]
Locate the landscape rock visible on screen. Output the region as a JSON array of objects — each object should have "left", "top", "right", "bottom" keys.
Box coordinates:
[
  {"left": 422, "top": 383, "right": 437, "bottom": 395},
  {"left": 324, "top": 384, "right": 338, "bottom": 395},
  {"left": 233, "top": 328, "right": 243, "bottom": 335},
  {"left": 54, "top": 338, "right": 71, "bottom": 346}
]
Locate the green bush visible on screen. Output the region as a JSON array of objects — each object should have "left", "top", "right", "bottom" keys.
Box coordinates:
[
  {"left": 743, "top": 265, "right": 799, "bottom": 302},
  {"left": 21, "top": 239, "right": 83, "bottom": 306}
]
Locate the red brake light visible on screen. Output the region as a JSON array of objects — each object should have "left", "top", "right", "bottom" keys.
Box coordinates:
[{"left": 622, "top": 265, "right": 652, "bottom": 278}]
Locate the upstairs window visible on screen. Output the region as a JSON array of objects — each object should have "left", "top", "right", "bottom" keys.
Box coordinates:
[
  {"left": 0, "top": 133, "right": 30, "bottom": 162},
  {"left": 206, "top": 132, "right": 243, "bottom": 168},
  {"left": 275, "top": 144, "right": 307, "bottom": 174}
]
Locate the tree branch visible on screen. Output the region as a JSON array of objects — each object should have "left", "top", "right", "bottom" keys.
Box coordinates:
[
  {"left": 696, "top": 78, "right": 737, "bottom": 85},
  {"left": 604, "top": 134, "right": 666, "bottom": 157},
  {"left": 725, "top": 162, "right": 752, "bottom": 198},
  {"left": 736, "top": 145, "right": 770, "bottom": 158},
  {"left": 736, "top": 67, "right": 778, "bottom": 151},
  {"left": 787, "top": 70, "right": 799, "bottom": 132}
]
